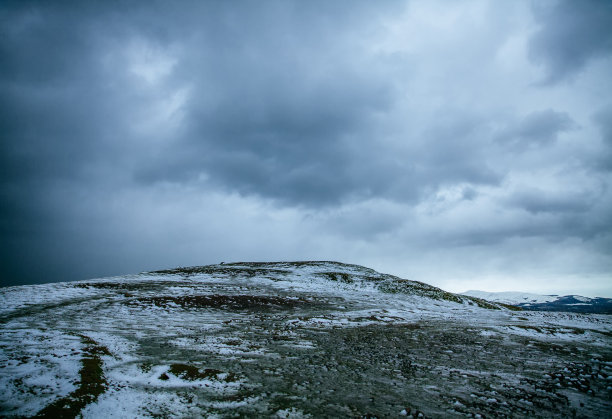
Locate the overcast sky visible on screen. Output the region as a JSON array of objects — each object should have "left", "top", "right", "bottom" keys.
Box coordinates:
[{"left": 1, "top": 0, "right": 611, "bottom": 296}]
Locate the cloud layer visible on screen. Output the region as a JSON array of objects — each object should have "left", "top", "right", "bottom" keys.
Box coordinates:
[{"left": 1, "top": 0, "right": 611, "bottom": 296}]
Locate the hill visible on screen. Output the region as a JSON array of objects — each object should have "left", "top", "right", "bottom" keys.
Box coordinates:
[{"left": 1, "top": 261, "right": 611, "bottom": 417}]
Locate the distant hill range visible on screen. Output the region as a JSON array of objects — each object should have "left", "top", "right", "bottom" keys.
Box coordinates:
[{"left": 462, "top": 290, "right": 612, "bottom": 314}]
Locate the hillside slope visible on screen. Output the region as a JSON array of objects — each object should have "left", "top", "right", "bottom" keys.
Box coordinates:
[{"left": 1, "top": 261, "right": 611, "bottom": 418}]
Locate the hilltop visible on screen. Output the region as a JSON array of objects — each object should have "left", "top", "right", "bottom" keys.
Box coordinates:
[{"left": 1, "top": 261, "right": 611, "bottom": 417}]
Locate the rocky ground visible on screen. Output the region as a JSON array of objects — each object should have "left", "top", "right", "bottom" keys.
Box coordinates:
[{"left": 1, "top": 262, "right": 611, "bottom": 418}]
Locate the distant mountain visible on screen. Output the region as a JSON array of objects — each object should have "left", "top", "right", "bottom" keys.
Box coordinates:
[{"left": 462, "top": 290, "right": 612, "bottom": 314}]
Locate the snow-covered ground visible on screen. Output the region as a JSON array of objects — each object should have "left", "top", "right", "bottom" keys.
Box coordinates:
[
  {"left": 462, "top": 290, "right": 560, "bottom": 305},
  {"left": 1, "top": 262, "right": 611, "bottom": 418}
]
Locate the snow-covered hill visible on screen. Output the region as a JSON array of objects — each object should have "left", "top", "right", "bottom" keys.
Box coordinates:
[
  {"left": 462, "top": 290, "right": 612, "bottom": 314},
  {"left": 1, "top": 261, "right": 611, "bottom": 418}
]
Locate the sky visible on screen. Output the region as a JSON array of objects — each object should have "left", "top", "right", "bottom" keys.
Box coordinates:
[{"left": 1, "top": 0, "right": 611, "bottom": 296}]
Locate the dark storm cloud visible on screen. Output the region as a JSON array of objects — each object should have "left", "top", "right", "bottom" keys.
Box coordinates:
[
  {"left": 495, "top": 109, "right": 575, "bottom": 150},
  {"left": 593, "top": 107, "right": 612, "bottom": 144},
  {"left": 130, "top": 2, "right": 405, "bottom": 207},
  {"left": 1, "top": 0, "right": 408, "bottom": 207},
  {"left": 594, "top": 105, "right": 612, "bottom": 144},
  {"left": 592, "top": 105, "right": 612, "bottom": 170},
  {"left": 507, "top": 187, "right": 594, "bottom": 215},
  {"left": 0, "top": 1, "right": 148, "bottom": 184},
  {"left": 152, "top": 64, "right": 397, "bottom": 206},
  {"left": 510, "top": 109, "right": 575, "bottom": 145},
  {"left": 0, "top": 0, "right": 408, "bottom": 284},
  {"left": 528, "top": 0, "right": 612, "bottom": 84},
  {"left": 0, "top": 0, "right": 611, "bottom": 294}
]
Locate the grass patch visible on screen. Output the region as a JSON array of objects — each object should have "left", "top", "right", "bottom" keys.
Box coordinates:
[
  {"left": 515, "top": 324, "right": 544, "bottom": 333},
  {"left": 377, "top": 277, "right": 463, "bottom": 304},
  {"left": 34, "top": 335, "right": 110, "bottom": 418},
  {"left": 499, "top": 303, "right": 523, "bottom": 311},
  {"left": 127, "top": 294, "right": 307, "bottom": 310},
  {"left": 73, "top": 282, "right": 142, "bottom": 290},
  {"left": 169, "top": 363, "right": 221, "bottom": 380},
  {"left": 463, "top": 296, "right": 501, "bottom": 310},
  {"left": 167, "top": 364, "right": 238, "bottom": 382},
  {"left": 514, "top": 325, "right": 586, "bottom": 335},
  {"left": 317, "top": 272, "right": 353, "bottom": 284},
  {"left": 151, "top": 265, "right": 291, "bottom": 278},
  {"left": 231, "top": 261, "right": 349, "bottom": 268},
  {"left": 139, "top": 362, "right": 153, "bottom": 373}
]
